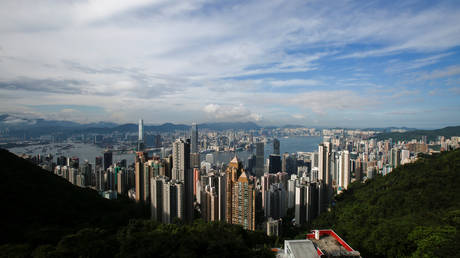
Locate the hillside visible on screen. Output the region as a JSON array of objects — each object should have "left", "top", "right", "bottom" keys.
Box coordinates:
[
  {"left": 372, "top": 125, "right": 460, "bottom": 142},
  {"left": 0, "top": 149, "right": 274, "bottom": 257},
  {"left": 312, "top": 150, "right": 460, "bottom": 257},
  {"left": 0, "top": 148, "right": 148, "bottom": 246}
]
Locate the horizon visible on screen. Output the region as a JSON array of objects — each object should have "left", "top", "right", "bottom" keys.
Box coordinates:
[{"left": 1, "top": 1, "right": 460, "bottom": 128}]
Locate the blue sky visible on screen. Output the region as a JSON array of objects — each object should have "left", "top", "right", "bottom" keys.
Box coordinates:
[{"left": 0, "top": 0, "right": 459, "bottom": 128}]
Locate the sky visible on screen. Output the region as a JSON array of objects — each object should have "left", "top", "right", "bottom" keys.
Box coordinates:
[{"left": 0, "top": 0, "right": 460, "bottom": 128}]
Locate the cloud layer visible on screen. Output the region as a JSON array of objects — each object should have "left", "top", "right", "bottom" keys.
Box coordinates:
[{"left": 0, "top": 0, "right": 460, "bottom": 127}]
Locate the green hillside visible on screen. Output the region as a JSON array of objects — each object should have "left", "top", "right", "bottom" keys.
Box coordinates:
[
  {"left": 312, "top": 150, "right": 460, "bottom": 257},
  {"left": 372, "top": 125, "right": 460, "bottom": 142},
  {"left": 0, "top": 149, "right": 274, "bottom": 257}
]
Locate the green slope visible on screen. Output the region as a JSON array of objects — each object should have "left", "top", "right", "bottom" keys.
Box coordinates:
[
  {"left": 0, "top": 149, "right": 275, "bottom": 257},
  {"left": 312, "top": 150, "right": 460, "bottom": 257},
  {"left": 0, "top": 148, "right": 148, "bottom": 246}
]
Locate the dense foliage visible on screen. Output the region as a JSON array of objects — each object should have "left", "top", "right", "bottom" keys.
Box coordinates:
[
  {"left": 0, "top": 149, "right": 274, "bottom": 257},
  {"left": 372, "top": 125, "right": 460, "bottom": 142},
  {"left": 312, "top": 150, "right": 460, "bottom": 257}
]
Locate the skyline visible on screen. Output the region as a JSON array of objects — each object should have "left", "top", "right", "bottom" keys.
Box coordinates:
[{"left": 1, "top": 1, "right": 460, "bottom": 128}]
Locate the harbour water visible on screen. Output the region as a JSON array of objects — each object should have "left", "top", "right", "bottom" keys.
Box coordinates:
[{"left": 8, "top": 136, "right": 322, "bottom": 167}]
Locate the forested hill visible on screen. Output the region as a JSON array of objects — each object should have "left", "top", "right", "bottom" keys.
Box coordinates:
[
  {"left": 0, "top": 149, "right": 275, "bottom": 257},
  {"left": 312, "top": 150, "right": 460, "bottom": 257},
  {"left": 372, "top": 125, "right": 460, "bottom": 142}
]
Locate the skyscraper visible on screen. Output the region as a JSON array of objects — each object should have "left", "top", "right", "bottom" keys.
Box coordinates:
[
  {"left": 225, "top": 155, "right": 243, "bottom": 223},
  {"left": 191, "top": 123, "right": 198, "bottom": 153},
  {"left": 255, "top": 142, "right": 265, "bottom": 177},
  {"left": 338, "top": 151, "right": 350, "bottom": 193},
  {"left": 138, "top": 119, "right": 145, "bottom": 151},
  {"left": 273, "top": 138, "right": 280, "bottom": 155},
  {"left": 171, "top": 138, "right": 192, "bottom": 222},
  {"left": 232, "top": 171, "right": 256, "bottom": 231},
  {"left": 135, "top": 151, "right": 147, "bottom": 202},
  {"left": 103, "top": 151, "right": 112, "bottom": 171}
]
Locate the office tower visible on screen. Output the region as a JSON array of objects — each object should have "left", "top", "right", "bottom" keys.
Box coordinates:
[
  {"left": 95, "top": 156, "right": 102, "bottom": 169},
  {"left": 295, "top": 182, "right": 319, "bottom": 226},
  {"left": 391, "top": 148, "right": 401, "bottom": 168},
  {"left": 266, "top": 218, "right": 281, "bottom": 237},
  {"left": 338, "top": 151, "right": 350, "bottom": 193},
  {"left": 135, "top": 151, "right": 147, "bottom": 202},
  {"left": 81, "top": 161, "right": 92, "bottom": 186},
  {"left": 218, "top": 172, "right": 226, "bottom": 221},
  {"left": 150, "top": 177, "right": 165, "bottom": 221},
  {"left": 190, "top": 153, "right": 200, "bottom": 169},
  {"left": 103, "top": 151, "right": 112, "bottom": 171},
  {"left": 264, "top": 183, "right": 286, "bottom": 219},
  {"left": 318, "top": 143, "right": 331, "bottom": 212},
  {"left": 273, "top": 138, "right": 280, "bottom": 155},
  {"left": 171, "top": 138, "right": 192, "bottom": 222},
  {"left": 287, "top": 176, "right": 297, "bottom": 209},
  {"left": 176, "top": 182, "right": 185, "bottom": 221},
  {"left": 138, "top": 119, "right": 144, "bottom": 151},
  {"left": 255, "top": 142, "right": 265, "bottom": 177},
  {"left": 117, "top": 169, "right": 127, "bottom": 195},
  {"left": 162, "top": 181, "right": 177, "bottom": 224},
  {"left": 191, "top": 123, "right": 198, "bottom": 153},
  {"left": 225, "top": 156, "right": 243, "bottom": 223},
  {"left": 269, "top": 154, "right": 281, "bottom": 173},
  {"left": 247, "top": 154, "right": 256, "bottom": 174},
  {"left": 232, "top": 171, "right": 256, "bottom": 231}
]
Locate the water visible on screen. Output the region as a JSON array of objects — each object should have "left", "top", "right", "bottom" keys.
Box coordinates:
[
  {"left": 206, "top": 136, "right": 322, "bottom": 166},
  {"left": 7, "top": 136, "right": 321, "bottom": 167}
]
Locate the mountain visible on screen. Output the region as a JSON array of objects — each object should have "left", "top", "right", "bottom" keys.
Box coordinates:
[
  {"left": 0, "top": 149, "right": 275, "bottom": 257},
  {"left": 372, "top": 125, "right": 460, "bottom": 141},
  {"left": 311, "top": 150, "right": 460, "bottom": 257}
]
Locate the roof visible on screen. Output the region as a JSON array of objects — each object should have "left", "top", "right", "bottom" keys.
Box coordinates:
[
  {"left": 306, "top": 230, "right": 361, "bottom": 257},
  {"left": 238, "top": 171, "right": 249, "bottom": 183},
  {"left": 283, "top": 240, "right": 319, "bottom": 258},
  {"left": 230, "top": 155, "right": 240, "bottom": 164}
]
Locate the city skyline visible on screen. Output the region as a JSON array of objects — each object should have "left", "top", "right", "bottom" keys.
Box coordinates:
[{"left": 1, "top": 1, "right": 460, "bottom": 128}]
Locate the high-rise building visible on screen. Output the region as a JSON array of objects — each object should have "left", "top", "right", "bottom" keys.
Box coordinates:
[
  {"left": 269, "top": 154, "right": 281, "bottom": 173},
  {"left": 150, "top": 176, "right": 165, "bottom": 221},
  {"left": 103, "top": 151, "right": 112, "bottom": 171},
  {"left": 138, "top": 119, "right": 145, "bottom": 151},
  {"left": 338, "top": 151, "right": 350, "bottom": 193},
  {"left": 191, "top": 123, "right": 198, "bottom": 153},
  {"left": 135, "top": 151, "right": 147, "bottom": 202},
  {"left": 171, "top": 139, "right": 192, "bottom": 222},
  {"left": 232, "top": 171, "right": 256, "bottom": 231},
  {"left": 225, "top": 156, "right": 243, "bottom": 224},
  {"left": 273, "top": 138, "right": 280, "bottom": 155},
  {"left": 255, "top": 142, "right": 265, "bottom": 177}
]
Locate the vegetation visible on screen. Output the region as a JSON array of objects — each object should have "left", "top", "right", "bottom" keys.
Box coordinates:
[
  {"left": 0, "top": 149, "right": 274, "bottom": 257},
  {"left": 372, "top": 125, "right": 460, "bottom": 142},
  {"left": 312, "top": 150, "right": 460, "bottom": 257}
]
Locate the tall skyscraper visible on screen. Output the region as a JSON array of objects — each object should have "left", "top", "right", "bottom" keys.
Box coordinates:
[
  {"left": 269, "top": 154, "right": 281, "bottom": 173},
  {"left": 225, "top": 156, "right": 243, "bottom": 223},
  {"left": 338, "top": 151, "right": 350, "bottom": 193},
  {"left": 255, "top": 142, "right": 265, "bottom": 177},
  {"left": 171, "top": 139, "right": 192, "bottom": 222},
  {"left": 150, "top": 177, "right": 165, "bottom": 221},
  {"left": 232, "top": 171, "right": 256, "bottom": 231},
  {"left": 191, "top": 123, "right": 198, "bottom": 153},
  {"left": 273, "top": 138, "right": 280, "bottom": 155},
  {"left": 138, "top": 119, "right": 145, "bottom": 151},
  {"left": 135, "top": 151, "right": 147, "bottom": 202},
  {"left": 103, "top": 151, "right": 112, "bottom": 171}
]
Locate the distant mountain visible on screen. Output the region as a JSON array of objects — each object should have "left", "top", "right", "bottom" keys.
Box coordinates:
[
  {"left": 312, "top": 150, "right": 460, "bottom": 257},
  {"left": 362, "top": 126, "right": 418, "bottom": 132},
  {"left": 0, "top": 114, "right": 264, "bottom": 137},
  {"left": 372, "top": 125, "right": 460, "bottom": 141}
]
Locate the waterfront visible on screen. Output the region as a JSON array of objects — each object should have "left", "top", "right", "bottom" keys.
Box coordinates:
[{"left": 8, "top": 136, "right": 322, "bottom": 167}]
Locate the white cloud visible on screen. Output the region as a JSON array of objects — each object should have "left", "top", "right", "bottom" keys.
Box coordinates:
[{"left": 203, "top": 104, "right": 261, "bottom": 122}]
